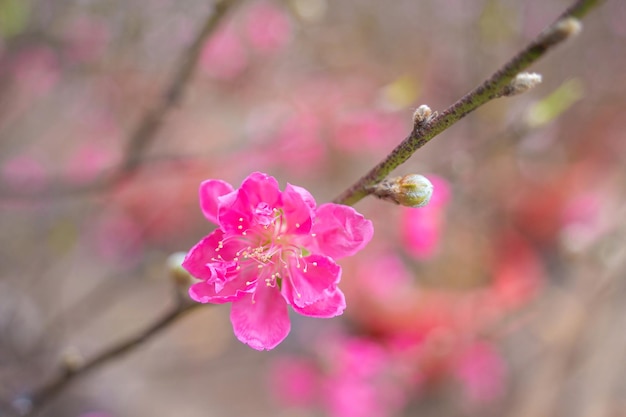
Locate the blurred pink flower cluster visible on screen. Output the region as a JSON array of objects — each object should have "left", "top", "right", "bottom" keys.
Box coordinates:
[
  {"left": 240, "top": 77, "right": 408, "bottom": 178},
  {"left": 200, "top": 1, "right": 292, "bottom": 80},
  {"left": 270, "top": 334, "right": 506, "bottom": 417}
]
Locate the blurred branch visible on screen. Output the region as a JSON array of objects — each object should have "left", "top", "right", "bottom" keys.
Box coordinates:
[
  {"left": 0, "top": 0, "right": 241, "bottom": 200},
  {"left": 333, "top": 0, "right": 604, "bottom": 206},
  {"left": 19, "top": 300, "right": 203, "bottom": 417}
]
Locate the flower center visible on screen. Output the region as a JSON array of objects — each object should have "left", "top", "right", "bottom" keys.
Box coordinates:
[{"left": 215, "top": 206, "right": 307, "bottom": 291}]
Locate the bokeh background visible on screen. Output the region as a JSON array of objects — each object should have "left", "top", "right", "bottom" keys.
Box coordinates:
[{"left": 1, "top": 0, "right": 625, "bottom": 416}]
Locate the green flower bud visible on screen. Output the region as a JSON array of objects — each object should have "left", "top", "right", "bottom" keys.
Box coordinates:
[
  {"left": 369, "top": 174, "right": 434, "bottom": 208},
  {"left": 394, "top": 174, "right": 434, "bottom": 207}
]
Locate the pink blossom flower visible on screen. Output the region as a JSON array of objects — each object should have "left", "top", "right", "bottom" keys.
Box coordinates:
[{"left": 183, "top": 172, "right": 374, "bottom": 350}]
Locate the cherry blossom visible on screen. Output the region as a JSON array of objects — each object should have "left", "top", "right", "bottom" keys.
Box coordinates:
[{"left": 183, "top": 172, "right": 373, "bottom": 350}]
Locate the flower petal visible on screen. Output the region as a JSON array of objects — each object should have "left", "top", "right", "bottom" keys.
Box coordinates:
[
  {"left": 292, "top": 288, "right": 346, "bottom": 318},
  {"left": 283, "top": 255, "right": 341, "bottom": 308},
  {"left": 182, "top": 230, "right": 224, "bottom": 280},
  {"left": 241, "top": 172, "right": 282, "bottom": 207},
  {"left": 311, "top": 203, "right": 374, "bottom": 259},
  {"left": 188, "top": 272, "right": 254, "bottom": 303},
  {"left": 230, "top": 285, "right": 291, "bottom": 350},
  {"left": 199, "top": 180, "right": 234, "bottom": 224},
  {"left": 285, "top": 183, "right": 316, "bottom": 211},
  {"left": 182, "top": 229, "right": 242, "bottom": 280},
  {"left": 281, "top": 183, "right": 314, "bottom": 234},
  {"left": 219, "top": 172, "right": 281, "bottom": 233}
]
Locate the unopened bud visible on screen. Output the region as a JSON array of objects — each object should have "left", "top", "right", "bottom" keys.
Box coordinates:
[
  {"left": 412, "top": 105, "right": 436, "bottom": 126},
  {"left": 552, "top": 17, "right": 582, "bottom": 41},
  {"left": 167, "top": 252, "right": 192, "bottom": 287},
  {"left": 537, "top": 16, "right": 582, "bottom": 47},
  {"left": 501, "top": 72, "right": 543, "bottom": 97},
  {"left": 62, "top": 346, "right": 85, "bottom": 373},
  {"left": 369, "top": 174, "right": 434, "bottom": 208}
]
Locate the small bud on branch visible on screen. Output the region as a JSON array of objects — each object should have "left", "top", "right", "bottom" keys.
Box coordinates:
[
  {"left": 544, "top": 17, "right": 582, "bottom": 44},
  {"left": 367, "top": 174, "right": 434, "bottom": 208},
  {"left": 498, "top": 72, "right": 543, "bottom": 97},
  {"left": 61, "top": 347, "right": 86, "bottom": 373},
  {"left": 412, "top": 105, "right": 437, "bottom": 126}
]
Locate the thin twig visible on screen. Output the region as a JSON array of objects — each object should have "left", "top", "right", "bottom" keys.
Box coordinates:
[
  {"left": 20, "top": 301, "right": 203, "bottom": 417},
  {"left": 333, "top": 0, "right": 603, "bottom": 207},
  {"left": 0, "top": 0, "right": 241, "bottom": 200}
]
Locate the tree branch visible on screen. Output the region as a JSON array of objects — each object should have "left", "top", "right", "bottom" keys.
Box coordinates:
[
  {"left": 333, "top": 0, "right": 603, "bottom": 207},
  {"left": 18, "top": 301, "right": 203, "bottom": 417}
]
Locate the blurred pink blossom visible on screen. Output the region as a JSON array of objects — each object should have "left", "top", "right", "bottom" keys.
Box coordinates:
[
  {"left": 333, "top": 110, "right": 406, "bottom": 153},
  {"left": 243, "top": 108, "right": 325, "bottom": 175},
  {"left": 1, "top": 154, "right": 48, "bottom": 193},
  {"left": 559, "top": 191, "right": 612, "bottom": 250},
  {"left": 269, "top": 357, "right": 319, "bottom": 407},
  {"left": 261, "top": 111, "right": 327, "bottom": 176},
  {"left": 561, "top": 192, "right": 601, "bottom": 226},
  {"left": 183, "top": 172, "right": 373, "bottom": 350},
  {"left": 109, "top": 161, "right": 212, "bottom": 244},
  {"left": 200, "top": 24, "right": 248, "bottom": 80},
  {"left": 491, "top": 231, "right": 543, "bottom": 309},
  {"left": 63, "top": 16, "right": 110, "bottom": 63},
  {"left": 11, "top": 46, "right": 60, "bottom": 98},
  {"left": 400, "top": 175, "right": 451, "bottom": 259},
  {"left": 88, "top": 209, "right": 144, "bottom": 269},
  {"left": 243, "top": 1, "right": 292, "bottom": 53},
  {"left": 454, "top": 342, "right": 506, "bottom": 405},
  {"left": 270, "top": 336, "right": 410, "bottom": 417},
  {"left": 64, "top": 142, "right": 118, "bottom": 184}
]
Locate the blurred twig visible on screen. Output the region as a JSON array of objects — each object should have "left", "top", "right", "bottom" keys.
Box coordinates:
[
  {"left": 0, "top": 0, "right": 241, "bottom": 200},
  {"left": 333, "top": 0, "right": 604, "bottom": 206},
  {"left": 20, "top": 301, "right": 203, "bottom": 417}
]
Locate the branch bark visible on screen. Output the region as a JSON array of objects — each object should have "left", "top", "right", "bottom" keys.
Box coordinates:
[{"left": 19, "top": 302, "right": 202, "bottom": 417}]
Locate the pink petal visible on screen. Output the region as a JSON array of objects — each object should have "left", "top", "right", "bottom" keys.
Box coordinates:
[
  {"left": 230, "top": 285, "right": 291, "bottom": 350},
  {"left": 199, "top": 180, "right": 234, "bottom": 224},
  {"left": 219, "top": 172, "right": 281, "bottom": 233},
  {"left": 182, "top": 230, "right": 242, "bottom": 280},
  {"left": 281, "top": 184, "right": 314, "bottom": 234},
  {"left": 188, "top": 273, "right": 254, "bottom": 303},
  {"left": 292, "top": 288, "right": 346, "bottom": 318},
  {"left": 182, "top": 230, "right": 224, "bottom": 280},
  {"left": 283, "top": 255, "right": 341, "bottom": 308},
  {"left": 312, "top": 204, "right": 374, "bottom": 259},
  {"left": 240, "top": 171, "right": 281, "bottom": 208},
  {"left": 285, "top": 183, "right": 316, "bottom": 211}
]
